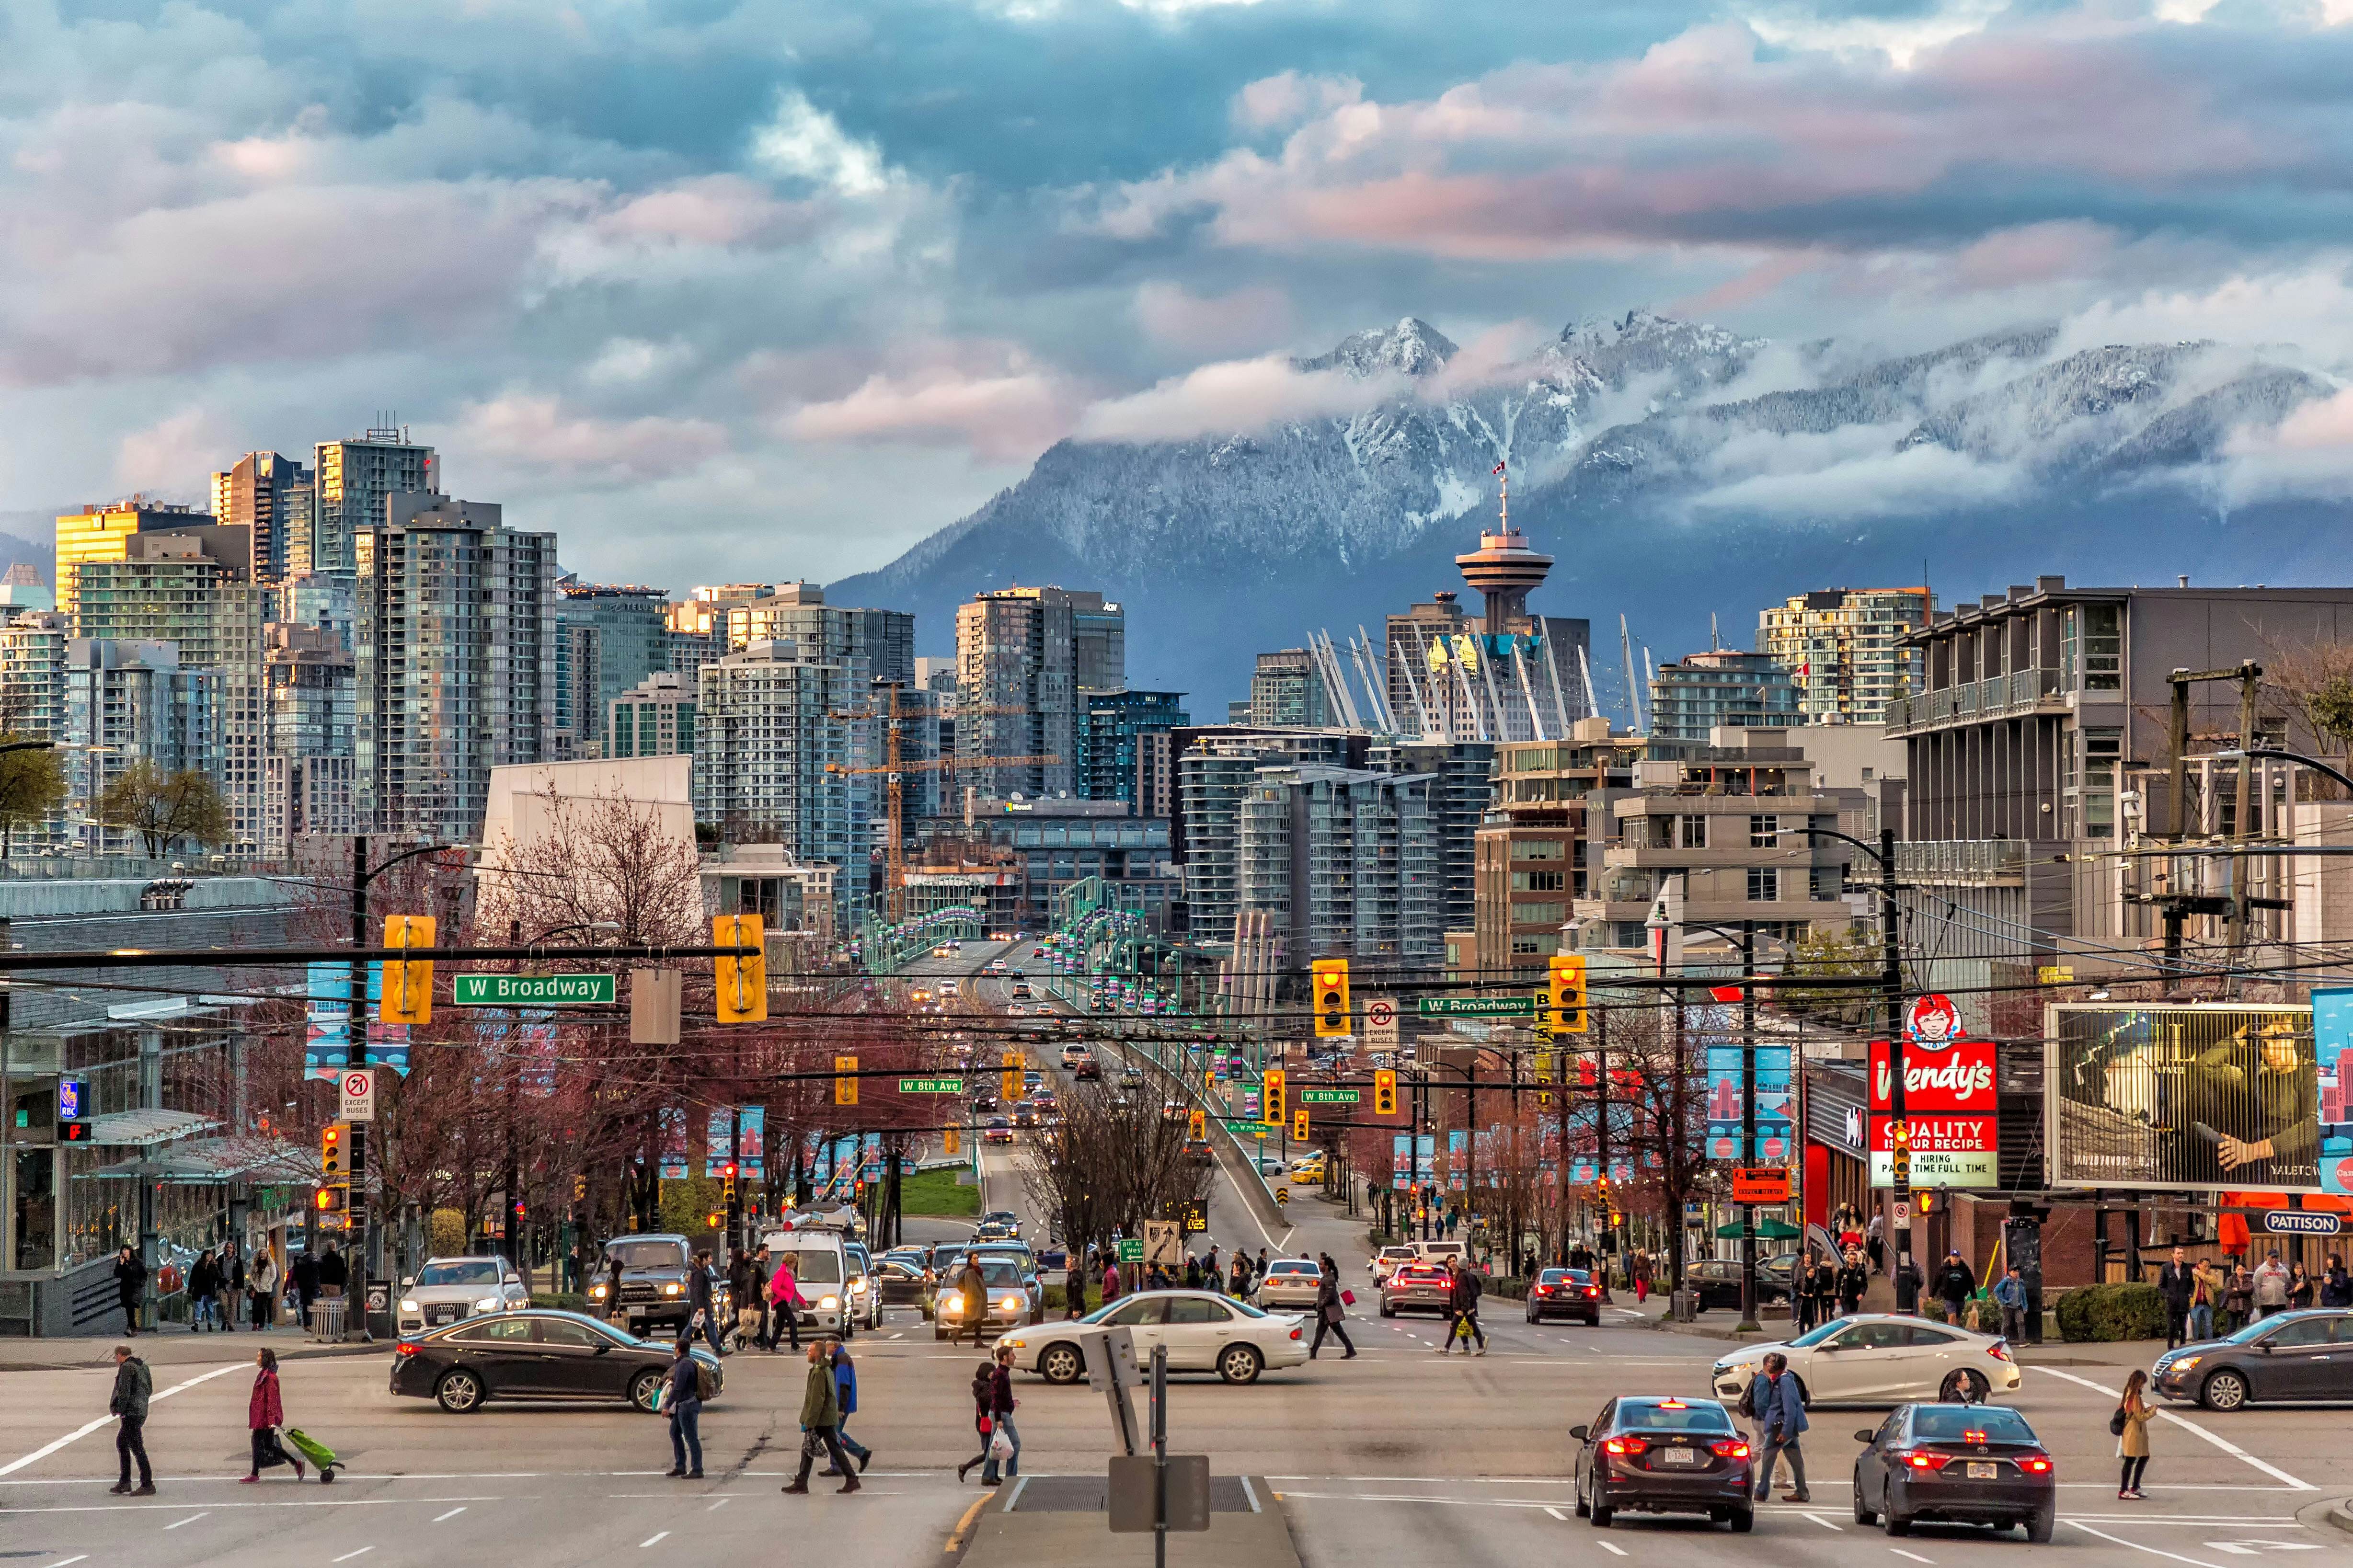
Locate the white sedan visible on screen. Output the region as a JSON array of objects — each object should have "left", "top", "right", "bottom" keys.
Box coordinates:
[
  {"left": 1709, "top": 1314, "right": 2022, "bottom": 1407},
  {"left": 998, "top": 1290, "right": 1309, "bottom": 1385}
]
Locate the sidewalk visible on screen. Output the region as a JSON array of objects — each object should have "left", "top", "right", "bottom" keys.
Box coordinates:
[
  {"left": 0, "top": 1322, "right": 385, "bottom": 1373},
  {"left": 1630, "top": 1296, "right": 2167, "bottom": 1366}
]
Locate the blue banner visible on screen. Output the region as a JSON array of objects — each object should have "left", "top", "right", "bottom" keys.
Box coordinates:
[{"left": 1705, "top": 1044, "right": 1792, "bottom": 1163}]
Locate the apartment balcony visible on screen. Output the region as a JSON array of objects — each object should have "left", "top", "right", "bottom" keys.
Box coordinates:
[{"left": 1883, "top": 668, "right": 2073, "bottom": 735}]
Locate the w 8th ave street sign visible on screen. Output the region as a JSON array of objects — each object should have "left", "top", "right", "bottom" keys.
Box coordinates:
[
  {"left": 1298, "top": 1089, "right": 1359, "bottom": 1104},
  {"left": 453, "top": 973, "right": 616, "bottom": 1007}
]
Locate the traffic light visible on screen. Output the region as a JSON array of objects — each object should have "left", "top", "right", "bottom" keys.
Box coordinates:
[
  {"left": 1188, "top": 1108, "right": 1206, "bottom": 1140},
  {"left": 713, "top": 913, "right": 768, "bottom": 1022},
  {"left": 835, "top": 1055, "right": 859, "bottom": 1106},
  {"left": 1373, "top": 1068, "right": 1398, "bottom": 1116},
  {"left": 1292, "top": 1108, "right": 1309, "bottom": 1141},
  {"left": 1547, "top": 953, "right": 1588, "bottom": 1035},
  {"left": 1891, "top": 1118, "right": 1912, "bottom": 1189},
  {"left": 1311, "top": 959, "right": 1351, "bottom": 1038},
  {"left": 312, "top": 1184, "right": 346, "bottom": 1217},
  {"left": 1262, "top": 1067, "right": 1286, "bottom": 1126},
  {"left": 1001, "top": 1051, "right": 1024, "bottom": 1102},
  {"left": 573, "top": 1174, "right": 588, "bottom": 1203},
  {"left": 380, "top": 915, "right": 436, "bottom": 1024},
  {"left": 1916, "top": 1187, "right": 1934, "bottom": 1215},
  {"left": 321, "top": 1122, "right": 347, "bottom": 1180}
]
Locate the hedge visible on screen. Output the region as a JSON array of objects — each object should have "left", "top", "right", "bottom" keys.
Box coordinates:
[{"left": 2055, "top": 1282, "right": 2166, "bottom": 1342}]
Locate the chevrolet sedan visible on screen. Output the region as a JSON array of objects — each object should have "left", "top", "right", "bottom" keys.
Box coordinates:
[
  {"left": 390, "top": 1309, "right": 721, "bottom": 1414},
  {"left": 1572, "top": 1396, "right": 1754, "bottom": 1531},
  {"left": 1851, "top": 1403, "right": 2055, "bottom": 1540}
]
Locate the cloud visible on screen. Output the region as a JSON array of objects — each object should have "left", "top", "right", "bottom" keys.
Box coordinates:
[
  {"left": 780, "top": 344, "right": 1084, "bottom": 461},
  {"left": 2220, "top": 385, "right": 2353, "bottom": 504},
  {"left": 1689, "top": 434, "right": 2027, "bottom": 521},
  {"left": 1075, "top": 355, "right": 1403, "bottom": 443},
  {"left": 1232, "top": 71, "right": 1363, "bottom": 132},
  {"left": 113, "top": 409, "right": 229, "bottom": 495},
  {"left": 462, "top": 393, "right": 730, "bottom": 487},
  {"left": 750, "top": 92, "right": 897, "bottom": 198},
  {"left": 1133, "top": 281, "right": 1295, "bottom": 355}
]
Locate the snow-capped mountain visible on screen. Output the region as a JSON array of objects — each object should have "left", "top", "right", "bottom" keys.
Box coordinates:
[{"left": 830, "top": 311, "right": 2353, "bottom": 714}]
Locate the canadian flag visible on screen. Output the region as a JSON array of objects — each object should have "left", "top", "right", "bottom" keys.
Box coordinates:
[{"left": 1492, "top": 460, "right": 1507, "bottom": 476}]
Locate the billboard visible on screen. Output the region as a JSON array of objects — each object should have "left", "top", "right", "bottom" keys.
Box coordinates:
[
  {"left": 2048, "top": 1004, "right": 2326, "bottom": 1193},
  {"left": 1867, "top": 1035, "right": 2000, "bottom": 1188}
]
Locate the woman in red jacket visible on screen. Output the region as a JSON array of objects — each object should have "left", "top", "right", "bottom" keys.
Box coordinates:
[{"left": 241, "top": 1348, "right": 304, "bottom": 1482}]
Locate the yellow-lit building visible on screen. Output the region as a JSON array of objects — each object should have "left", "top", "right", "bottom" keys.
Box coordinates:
[{"left": 54, "top": 500, "right": 247, "bottom": 627}]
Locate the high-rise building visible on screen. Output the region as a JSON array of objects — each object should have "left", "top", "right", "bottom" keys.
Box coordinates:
[
  {"left": 1248, "top": 650, "right": 1332, "bottom": 728},
  {"left": 54, "top": 499, "right": 241, "bottom": 624},
  {"left": 1080, "top": 690, "right": 1189, "bottom": 812},
  {"left": 1649, "top": 649, "right": 1803, "bottom": 744},
  {"left": 664, "top": 598, "right": 721, "bottom": 687},
  {"left": 1373, "top": 738, "right": 1495, "bottom": 937},
  {"left": 1172, "top": 726, "right": 1369, "bottom": 944},
  {"left": 211, "top": 451, "right": 312, "bottom": 584},
  {"left": 557, "top": 582, "right": 672, "bottom": 756},
  {"left": 1473, "top": 719, "right": 1648, "bottom": 975},
  {"left": 262, "top": 623, "right": 356, "bottom": 855},
  {"left": 0, "top": 612, "right": 67, "bottom": 740},
  {"left": 1758, "top": 586, "right": 1932, "bottom": 725},
  {"left": 354, "top": 493, "right": 556, "bottom": 840},
  {"left": 693, "top": 641, "right": 857, "bottom": 910},
  {"left": 609, "top": 670, "right": 696, "bottom": 758},
  {"left": 276, "top": 572, "right": 356, "bottom": 651},
  {"left": 73, "top": 531, "right": 268, "bottom": 851},
  {"left": 1239, "top": 766, "right": 1443, "bottom": 963},
  {"left": 955, "top": 585, "right": 1124, "bottom": 799},
  {"left": 313, "top": 426, "right": 437, "bottom": 575},
  {"left": 62, "top": 640, "right": 220, "bottom": 856}
]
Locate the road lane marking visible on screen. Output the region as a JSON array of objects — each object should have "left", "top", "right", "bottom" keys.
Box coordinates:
[
  {"left": 1595, "top": 1539, "right": 1628, "bottom": 1556},
  {"left": 46, "top": 1557, "right": 87, "bottom": 1567},
  {"left": 1890, "top": 1552, "right": 1933, "bottom": 1565},
  {"left": 432, "top": 1507, "right": 467, "bottom": 1522},
  {"left": 640, "top": 1533, "right": 669, "bottom": 1548},
  {"left": 2069, "top": 1521, "right": 2232, "bottom": 1568},
  {"left": 1803, "top": 1513, "right": 1844, "bottom": 1530},
  {"left": 2032, "top": 1367, "right": 2313, "bottom": 1491},
  {"left": 1544, "top": 1507, "right": 1567, "bottom": 1521},
  {"left": 707, "top": 1497, "right": 731, "bottom": 1511},
  {"left": 331, "top": 1550, "right": 374, "bottom": 1563},
  {"left": 163, "top": 1513, "right": 209, "bottom": 1529},
  {"left": 946, "top": 1494, "right": 990, "bottom": 1553},
  {"left": 0, "top": 1363, "right": 245, "bottom": 1477}
]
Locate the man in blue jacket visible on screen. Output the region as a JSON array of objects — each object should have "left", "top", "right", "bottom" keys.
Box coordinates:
[
  {"left": 1751, "top": 1351, "right": 1811, "bottom": 1503},
  {"left": 818, "top": 1338, "right": 872, "bottom": 1476}
]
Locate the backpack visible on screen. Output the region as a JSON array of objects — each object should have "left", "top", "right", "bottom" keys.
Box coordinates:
[
  {"left": 695, "top": 1358, "right": 718, "bottom": 1403},
  {"left": 2108, "top": 1405, "right": 2127, "bottom": 1437},
  {"left": 1737, "top": 1375, "right": 1760, "bottom": 1420}
]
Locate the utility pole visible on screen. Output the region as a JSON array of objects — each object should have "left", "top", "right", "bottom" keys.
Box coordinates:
[
  {"left": 348, "top": 835, "right": 370, "bottom": 1340},
  {"left": 1882, "top": 825, "right": 1909, "bottom": 1290},
  {"left": 1595, "top": 1009, "right": 1611, "bottom": 1259},
  {"left": 1738, "top": 921, "right": 1759, "bottom": 1334}
]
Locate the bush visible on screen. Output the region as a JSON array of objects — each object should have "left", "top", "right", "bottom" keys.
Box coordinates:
[
  {"left": 531, "top": 1292, "right": 586, "bottom": 1312},
  {"left": 2055, "top": 1282, "right": 2166, "bottom": 1343}
]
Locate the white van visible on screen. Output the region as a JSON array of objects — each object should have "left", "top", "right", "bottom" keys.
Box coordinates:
[
  {"left": 1414, "top": 1239, "right": 1468, "bottom": 1268},
  {"left": 762, "top": 1227, "right": 854, "bottom": 1336}
]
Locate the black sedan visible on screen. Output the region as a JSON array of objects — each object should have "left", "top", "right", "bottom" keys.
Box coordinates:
[
  {"left": 2152, "top": 1309, "right": 2353, "bottom": 1410},
  {"left": 1572, "top": 1396, "right": 1755, "bottom": 1531},
  {"left": 1851, "top": 1403, "right": 2054, "bottom": 1541},
  {"left": 1685, "top": 1258, "right": 1792, "bottom": 1312},
  {"left": 1527, "top": 1268, "right": 1607, "bottom": 1325},
  {"left": 390, "top": 1309, "right": 723, "bottom": 1414},
  {"left": 872, "top": 1258, "right": 934, "bottom": 1306}
]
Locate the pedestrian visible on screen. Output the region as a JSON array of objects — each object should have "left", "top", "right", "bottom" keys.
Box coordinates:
[
  {"left": 317, "top": 1241, "right": 347, "bottom": 1304},
  {"left": 2291, "top": 1262, "right": 2315, "bottom": 1311},
  {"left": 248, "top": 1246, "right": 278, "bottom": 1330},
  {"left": 241, "top": 1347, "right": 304, "bottom": 1483},
  {"left": 2191, "top": 1257, "right": 2220, "bottom": 1341},
  {"left": 953, "top": 1255, "right": 987, "bottom": 1349},
  {"left": 769, "top": 1255, "right": 804, "bottom": 1351},
  {"left": 290, "top": 1247, "right": 320, "bottom": 1329},
  {"left": 2115, "top": 1367, "right": 2153, "bottom": 1499},
  {"left": 1866, "top": 1213, "right": 1886, "bottom": 1274},
  {"left": 976, "top": 1343, "right": 1019, "bottom": 1487},
  {"left": 1794, "top": 1251, "right": 1818, "bottom": 1331},
  {"left": 1811, "top": 1252, "right": 1837, "bottom": 1326},
  {"left": 604, "top": 1249, "right": 626, "bottom": 1327},
  {"left": 1633, "top": 1251, "right": 1651, "bottom": 1305},
  {"left": 2223, "top": 1260, "right": 2254, "bottom": 1332},
  {"left": 663, "top": 1337, "right": 704, "bottom": 1480},
  {"left": 108, "top": 1343, "right": 155, "bottom": 1496},
  {"left": 1934, "top": 1249, "right": 1974, "bottom": 1326},
  {"left": 782, "top": 1340, "right": 861, "bottom": 1494},
  {"left": 727, "top": 1247, "right": 756, "bottom": 1339},
  {"left": 1204, "top": 1244, "right": 1221, "bottom": 1285},
  {"left": 2321, "top": 1254, "right": 2353, "bottom": 1309},
  {"left": 688, "top": 1249, "right": 724, "bottom": 1356},
  {"left": 1309, "top": 1252, "right": 1357, "bottom": 1360},
  {"left": 1228, "top": 1254, "right": 1249, "bottom": 1300},
  {"left": 2254, "top": 1250, "right": 2291, "bottom": 1319},
  {"left": 1255, "top": 1247, "right": 1269, "bottom": 1286},
  {"left": 189, "top": 1248, "right": 222, "bottom": 1332},
  {"left": 1893, "top": 1253, "right": 1923, "bottom": 1315},
  {"left": 1837, "top": 1249, "right": 1868, "bottom": 1317},
  {"left": 1994, "top": 1264, "right": 2030, "bottom": 1343},
  {"left": 223, "top": 1243, "right": 247, "bottom": 1332},
  {"left": 1569, "top": 1240, "right": 1593, "bottom": 1272},
  {"left": 819, "top": 1338, "right": 873, "bottom": 1476},
  {"left": 957, "top": 1358, "right": 995, "bottom": 1484},
  {"left": 745, "top": 1246, "right": 772, "bottom": 1349},
  {"left": 1182, "top": 1254, "right": 1202, "bottom": 1290},
  {"left": 112, "top": 1244, "right": 147, "bottom": 1335},
  {"left": 1101, "top": 1257, "right": 1121, "bottom": 1305},
  {"left": 1751, "top": 1351, "right": 1812, "bottom": 1502},
  {"left": 1438, "top": 1255, "right": 1486, "bottom": 1355},
  {"left": 2157, "top": 1246, "right": 2193, "bottom": 1349},
  {"left": 1064, "top": 1259, "right": 1086, "bottom": 1319}
]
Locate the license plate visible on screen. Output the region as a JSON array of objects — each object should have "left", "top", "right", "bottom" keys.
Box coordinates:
[
  {"left": 429, "top": 1306, "right": 458, "bottom": 1323},
  {"left": 1967, "top": 1462, "right": 1997, "bottom": 1479},
  {"left": 1658, "top": 1448, "right": 1698, "bottom": 1466}
]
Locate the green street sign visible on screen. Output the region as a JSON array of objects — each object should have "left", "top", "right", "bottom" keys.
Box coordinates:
[
  {"left": 1116, "top": 1237, "right": 1144, "bottom": 1263},
  {"left": 452, "top": 973, "right": 616, "bottom": 1007},
  {"left": 898, "top": 1077, "right": 966, "bottom": 1094},
  {"left": 1298, "top": 1088, "right": 1360, "bottom": 1104},
  {"left": 1417, "top": 996, "right": 1535, "bottom": 1017}
]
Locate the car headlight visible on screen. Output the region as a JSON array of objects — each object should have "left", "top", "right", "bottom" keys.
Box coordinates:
[
  {"left": 2170, "top": 1354, "right": 2202, "bottom": 1372},
  {"left": 851, "top": 1279, "right": 868, "bottom": 1293},
  {"left": 475, "top": 1298, "right": 500, "bottom": 1312},
  {"left": 663, "top": 1282, "right": 682, "bottom": 1297},
  {"left": 399, "top": 1298, "right": 419, "bottom": 1314},
  {"left": 588, "top": 1283, "right": 608, "bottom": 1299},
  {"left": 1000, "top": 1295, "right": 1023, "bottom": 1310},
  {"left": 820, "top": 1295, "right": 840, "bottom": 1310},
  {"left": 1004, "top": 1337, "right": 1026, "bottom": 1350},
  {"left": 941, "top": 1300, "right": 963, "bottom": 1316}
]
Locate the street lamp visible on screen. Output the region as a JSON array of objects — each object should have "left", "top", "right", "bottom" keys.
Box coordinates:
[{"left": 2214, "top": 747, "right": 2353, "bottom": 795}]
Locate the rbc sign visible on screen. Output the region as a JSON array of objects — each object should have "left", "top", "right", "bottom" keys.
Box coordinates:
[{"left": 56, "top": 1079, "right": 86, "bottom": 1122}]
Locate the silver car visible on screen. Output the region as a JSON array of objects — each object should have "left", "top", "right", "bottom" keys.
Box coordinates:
[
  {"left": 397, "top": 1256, "right": 529, "bottom": 1336},
  {"left": 1257, "top": 1258, "right": 1326, "bottom": 1311}
]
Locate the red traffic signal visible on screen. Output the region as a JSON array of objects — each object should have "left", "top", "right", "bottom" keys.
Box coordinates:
[{"left": 719, "top": 1161, "right": 738, "bottom": 1180}]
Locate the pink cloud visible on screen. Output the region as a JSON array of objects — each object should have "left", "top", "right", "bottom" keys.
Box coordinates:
[
  {"left": 781, "top": 347, "right": 1082, "bottom": 462},
  {"left": 1133, "top": 281, "right": 1296, "bottom": 355},
  {"left": 1076, "top": 355, "right": 1401, "bottom": 444},
  {"left": 462, "top": 393, "right": 729, "bottom": 485}
]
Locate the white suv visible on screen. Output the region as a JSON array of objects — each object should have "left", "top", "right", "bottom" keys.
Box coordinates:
[{"left": 398, "top": 1256, "right": 528, "bottom": 1335}]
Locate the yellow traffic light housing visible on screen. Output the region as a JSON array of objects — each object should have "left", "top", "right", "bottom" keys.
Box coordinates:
[
  {"left": 1311, "top": 959, "right": 1351, "bottom": 1038},
  {"left": 1372, "top": 1068, "right": 1398, "bottom": 1116},
  {"left": 943, "top": 1126, "right": 962, "bottom": 1156},
  {"left": 1292, "top": 1108, "right": 1309, "bottom": 1141},
  {"left": 1262, "top": 1067, "right": 1286, "bottom": 1126},
  {"left": 713, "top": 913, "right": 768, "bottom": 1022},
  {"left": 380, "top": 915, "right": 436, "bottom": 1024},
  {"left": 1188, "top": 1108, "right": 1207, "bottom": 1140},
  {"left": 321, "top": 1122, "right": 347, "bottom": 1180},
  {"left": 835, "top": 1054, "right": 859, "bottom": 1106},
  {"left": 1547, "top": 953, "right": 1587, "bottom": 1035},
  {"left": 1001, "top": 1051, "right": 1023, "bottom": 1102}
]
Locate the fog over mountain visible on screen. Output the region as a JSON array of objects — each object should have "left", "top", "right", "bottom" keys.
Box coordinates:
[{"left": 830, "top": 310, "right": 2353, "bottom": 717}]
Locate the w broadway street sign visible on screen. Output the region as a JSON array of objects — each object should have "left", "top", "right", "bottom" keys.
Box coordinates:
[
  {"left": 453, "top": 973, "right": 616, "bottom": 1007},
  {"left": 1418, "top": 996, "right": 1535, "bottom": 1018}
]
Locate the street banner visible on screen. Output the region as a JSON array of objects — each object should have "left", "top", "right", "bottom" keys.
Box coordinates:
[
  {"left": 1447, "top": 1129, "right": 1468, "bottom": 1191},
  {"left": 658, "top": 1106, "right": 689, "bottom": 1179},
  {"left": 2050, "top": 1003, "right": 2328, "bottom": 1193},
  {"left": 306, "top": 962, "right": 411, "bottom": 1079},
  {"left": 1391, "top": 1133, "right": 1412, "bottom": 1190},
  {"left": 1705, "top": 1044, "right": 1792, "bottom": 1161}
]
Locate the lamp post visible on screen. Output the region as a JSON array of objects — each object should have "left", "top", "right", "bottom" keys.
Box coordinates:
[{"left": 1796, "top": 825, "right": 1908, "bottom": 1277}]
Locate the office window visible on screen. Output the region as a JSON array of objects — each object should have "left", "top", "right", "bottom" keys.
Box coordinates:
[
  {"left": 1749, "top": 815, "right": 1778, "bottom": 847},
  {"left": 1747, "top": 868, "right": 1779, "bottom": 901},
  {"left": 1681, "top": 815, "right": 1707, "bottom": 848},
  {"left": 1511, "top": 870, "right": 1564, "bottom": 893}
]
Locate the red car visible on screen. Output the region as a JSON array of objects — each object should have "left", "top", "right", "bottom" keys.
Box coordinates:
[{"left": 1527, "top": 1267, "right": 1607, "bottom": 1325}]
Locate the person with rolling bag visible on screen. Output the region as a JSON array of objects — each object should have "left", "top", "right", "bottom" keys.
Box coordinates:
[{"left": 241, "top": 1349, "right": 306, "bottom": 1483}]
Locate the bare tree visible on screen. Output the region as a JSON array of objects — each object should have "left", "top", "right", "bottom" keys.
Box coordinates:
[{"left": 1022, "top": 1083, "right": 1210, "bottom": 1253}]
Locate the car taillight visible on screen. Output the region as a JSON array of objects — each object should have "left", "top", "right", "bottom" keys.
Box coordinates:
[
  {"left": 396, "top": 1342, "right": 419, "bottom": 1357},
  {"left": 2018, "top": 1454, "right": 2054, "bottom": 1474},
  {"left": 1535, "top": 1285, "right": 1553, "bottom": 1295},
  {"left": 1290, "top": 1326, "right": 1302, "bottom": 1340},
  {"left": 1988, "top": 1342, "right": 2014, "bottom": 1362},
  {"left": 1602, "top": 1436, "right": 1649, "bottom": 1456},
  {"left": 1897, "top": 1450, "right": 1951, "bottom": 1471},
  {"left": 1585, "top": 1286, "right": 1601, "bottom": 1297},
  {"left": 1710, "top": 1439, "right": 1751, "bottom": 1459}
]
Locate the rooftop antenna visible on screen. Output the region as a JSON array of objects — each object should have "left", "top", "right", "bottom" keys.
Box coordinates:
[{"left": 1620, "top": 614, "right": 1643, "bottom": 732}]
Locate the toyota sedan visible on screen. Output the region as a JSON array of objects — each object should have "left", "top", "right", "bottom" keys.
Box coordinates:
[
  {"left": 390, "top": 1309, "right": 722, "bottom": 1414},
  {"left": 1711, "top": 1315, "right": 2021, "bottom": 1407}
]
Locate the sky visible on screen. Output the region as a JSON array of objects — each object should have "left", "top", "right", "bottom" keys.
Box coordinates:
[{"left": 4, "top": 0, "right": 2353, "bottom": 590}]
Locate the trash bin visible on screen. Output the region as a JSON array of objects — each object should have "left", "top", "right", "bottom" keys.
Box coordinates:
[
  {"left": 310, "top": 1295, "right": 348, "bottom": 1342},
  {"left": 1671, "top": 1288, "right": 1699, "bottom": 1323}
]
